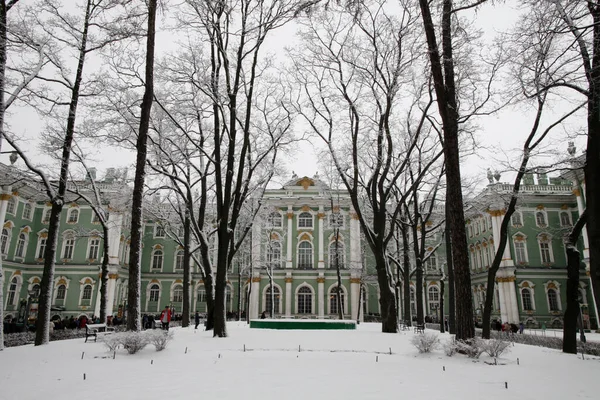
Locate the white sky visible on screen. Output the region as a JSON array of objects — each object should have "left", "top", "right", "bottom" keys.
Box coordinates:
[
  {"left": 1, "top": 0, "right": 587, "bottom": 190},
  {"left": 1, "top": 322, "right": 598, "bottom": 399}
]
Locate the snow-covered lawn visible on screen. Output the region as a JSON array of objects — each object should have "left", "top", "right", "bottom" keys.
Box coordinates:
[{"left": 1, "top": 322, "right": 598, "bottom": 400}]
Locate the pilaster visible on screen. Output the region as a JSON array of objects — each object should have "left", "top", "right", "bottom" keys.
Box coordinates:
[{"left": 317, "top": 276, "right": 325, "bottom": 317}]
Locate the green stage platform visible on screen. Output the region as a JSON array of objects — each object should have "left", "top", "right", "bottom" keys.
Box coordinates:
[{"left": 250, "top": 319, "right": 356, "bottom": 330}]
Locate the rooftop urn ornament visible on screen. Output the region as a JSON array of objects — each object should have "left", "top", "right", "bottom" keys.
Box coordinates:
[
  {"left": 487, "top": 168, "right": 494, "bottom": 184},
  {"left": 9, "top": 151, "right": 18, "bottom": 165},
  {"left": 567, "top": 141, "right": 576, "bottom": 156},
  {"left": 494, "top": 170, "right": 501, "bottom": 182},
  {"left": 291, "top": 171, "right": 297, "bottom": 179}
]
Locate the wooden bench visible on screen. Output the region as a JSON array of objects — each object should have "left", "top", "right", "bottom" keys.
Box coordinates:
[
  {"left": 399, "top": 320, "right": 410, "bottom": 331},
  {"left": 414, "top": 324, "right": 425, "bottom": 334},
  {"left": 85, "top": 323, "right": 114, "bottom": 343}
]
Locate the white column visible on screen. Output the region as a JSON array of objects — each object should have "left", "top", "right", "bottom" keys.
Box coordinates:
[
  {"left": 497, "top": 281, "right": 508, "bottom": 323},
  {"left": 575, "top": 190, "right": 590, "bottom": 259},
  {"left": 249, "top": 276, "right": 260, "bottom": 319},
  {"left": 507, "top": 279, "right": 520, "bottom": 323},
  {"left": 318, "top": 276, "right": 325, "bottom": 317},
  {"left": 285, "top": 276, "right": 292, "bottom": 317},
  {"left": 0, "top": 188, "right": 11, "bottom": 350},
  {"left": 490, "top": 210, "right": 513, "bottom": 266},
  {"left": 350, "top": 278, "right": 360, "bottom": 321},
  {"left": 318, "top": 206, "right": 324, "bottom": 269},
  {"left": 350, "top": 210, "right": 361, "bottom": 270},
  {"left": 107, "top": 212, "right": 124, "bottom": 265},
  {"left": 286, "top": 206, "right": 293, "bottom": 268}
]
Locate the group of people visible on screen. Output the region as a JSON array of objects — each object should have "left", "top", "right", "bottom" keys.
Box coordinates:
[{"left": 492, "top": 320, "right": 525, "bottom": 334}]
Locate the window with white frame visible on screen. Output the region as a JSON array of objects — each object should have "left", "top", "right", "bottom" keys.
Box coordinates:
[
  {"left": 197, "top": 287, "right": 206, "bottom": 311},
  {"left": 173, "top": 285, "right": 183, "bottom": 302},
  {"left": 329, "top": 212, "right": 344, "bottom": 228},
  {"left": 88, "top": 238, "right": 100, "bottom": 259},
  {"left": 559, "top": 212, "right": 572, "bottom": 227},
  {"left": 149, "top": 284, "right": 160, "bottom": 302},
  {"left": 56, "top": 284, "right": 66, "bottom": 301},
  {"left": 92, "top": 211, "right": 101, "bottom": 224},
  {"left": 488, "top": 242, "right": 496, "bottom": 265},
  {"left": 15, "top": 232, "right": 27, "bottom": 258},
  {"left": 22, "top": 203, "right": 32, "bottom": 220},
  {"left": 425, "top": 252, "right": 437, "bottom": 270},
  {"left": 410, "top": 287, "right": 416, "bottom": 317},
  {"left": 265, "top": 285, "right": 281, "bottom": 314},
  {"left": 175, "top": 250, "right": 184, "bottom": 270},
  {"left": 482, "top": 242, "right": 490, "bottom": 267},
  {"left": 6, "top": 198, "right": 15, "bottom": 215},
  {"left": 1, "top": 228, "right": 10, "bottom": 255},
  {"left": 32, "top": 283, "right": 40, "bottom": 297},
  {"left": 82, "top": 285, "right": 93, "bottom": 301},
  {"left": 329, "top": 286, "right": 345, "bottom": 315},
  {"left": 297, "top": 241, "right": 313, "bottom": 269},
  {"left": 68, "top": 209, "right": 79, "bottom": 223},
  {"left": 226, "top": 286, "right": 232, "bottom": 311},
  {"left": 535, "top": 211, "right": 547, "bottom": 227},
  {"left": 266, "top": 240, "right": 281, "bottom": 269},
  {"left": 297, "top": 286, "right": 312, "bottom": 314},
  {"left": 7, "top": 277, "right": 18, "bottom": 306},
  {"left": 513, "top": 235, "right": 528, "bottom": 264},
  {"left": 428, "top": 286, "right": 440, "bottom": 311},
  {"left": 43, "top": 209, "right": 51, "bottom": 224},
  {"left": 267, "top": 212, "right": 282, "bottom": 228},
  {"left": 547, "top": 288, "right": 560, "bottom": 311},
  {"left": 155, "top": 224, "right": 166, "bottom": 238},
  {"left": 511, "top": 212, "right": 522, "bottom": 226},
  {"left": 538, "top": 234, "right": 553, "bottom": 264},
  {"left": 469, "top": 247, "right": 476, "bottom": 270},
  {"left": 152, "top": 249, "right": 163, "bottom": 270},
  {"left": 298, "top": 212, "right": 313, "bottom": 228},
  {"left": 521, "top": 288, "right": 533, "bottom": 311},
  {"left": 62, "top": 234, "right": 75, "bottom": 259},
  {"left": 329, "top": 241, "right": 345, "bottom": 268}
]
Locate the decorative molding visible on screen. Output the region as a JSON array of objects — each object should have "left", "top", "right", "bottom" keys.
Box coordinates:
[
  {"left": 316, "top": 277, "right": 326, "bottom": 283},
  {"left": 301, "top": 205, "right": 311, "bottom": 212},
  {"left": 488, "top": 209, "right": 506, "bottom": 217},
  {"left": 350, "top": 212, "right": 359, "bottom": 220},
  {"left": 560, "top": 204, "right": 569, "bottom": 210},
  {"left": 284, "top": 277, "right": 293, "bottom": 283},
  {"left": 252, "top": 277, "right": 261, "bottom": 283},
  {"left": 0, "top": 194, "right": 12, "bottom": 200},
  {"left": 299, "top": 232, "right": 311, "bottom": 241},
  {"left": 536, "top": 204, "right": 545, "bottom": 210},
  {"left": 108, "top": 274, "right": 119, "bottom": 279},
  {"left": 573, "top": 188, "right": 581, "bottom": 196},
  {"left": 350, "top": 278, "right": 361, "bottom": 284},
  {"left": 317, "top": 213, "right": 326, "bottom": 219},
  {"left": 298, "top": 177, "right": 314, "bottom": 190},
  {"left": 287, "top": 212, "right": 294, "bottom": 219},
  {"left": 496, "top": 276, "right": 516, "bottom": 283}
]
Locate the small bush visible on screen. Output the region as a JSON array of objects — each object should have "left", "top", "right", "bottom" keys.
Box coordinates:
[
  {"left": 443, "top": 338, "right": 458, "bottom": 357},
  {"left": 481, "top": 338, "right": 511, "bottom": 358},
  {"left": 411, "top": 332, "right": 440, "bottom": 353},
  {"left": 146, "top": 330, "right": 173, "bottom": 351},
  {"left": 102, "top": 333, "right": 122, "bottom": 352},
  {"left": 455, "top": 338, "right": 484, "bottom": 358},
  {"left": 120, "top": 332, "right": 148, "bottom": 354}
]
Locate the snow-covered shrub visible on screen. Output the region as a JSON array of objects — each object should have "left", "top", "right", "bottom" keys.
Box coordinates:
[
  {"left": 481, "top": 338, "right": 511, "bottom": 358},
  {"left": 102, "top": 333, "right": 122, "bottom": 352},
  {"left": 120, "top": 332, "right": 148, "bottom": 354},
  {"left": 455, "top": 338, "right": 484, "bottom": 358},
  {"left": 146, "top": 330, "right": 173, "bottom": 351},
  {"left": 411, "top": 332, "right": 440, "bottom": 353},
  {"left": 443, "top": 338, "right": 458, "bottom": 357}
]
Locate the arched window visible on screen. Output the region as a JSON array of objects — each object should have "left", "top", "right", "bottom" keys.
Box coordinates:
[
  {"left": 32, "top": 284, "right": 41, "bottom": 297},
  {"left": 152, "top": 249, "right": 163, "bottom": 270},
  {"left": 154, "top": 225, "right": 165, "bottom": 238},
  {"left": 68, "top": 209, "right": 79, "bottom": 223},
  {"left": 7, "top": 277, "right": 18, "bottom": 306},
  {"left": 175, "top": 250, "right": 184, "bottom": 270},
  {"left": 149, "top": 284, "right": 160, "bottom": 302},
  {"left": 428, "top": 286, "right": 440, "bottom": 311},
  {"left": 560, "top": 212, "right": 572, "bottom": 227},
  {"left": 22, "top": 203, "right": 32, "bottom": 220},
  {"left": 297, "top": 286, "right": 312, "bottom": 314},
  {"left": 88, "top": 238, "right": 100, "bottom": 260},
  {"left": 329, "top": 212, "right": 344, "bottom": 228},
  {"left": 521, "top": 288, "right": 533, "bottom": 311},
  {"left": 298, "top": 212, "right": 313, "bottom": 228},
  {"left": 547, "top": 288, "right": 560, "bottom": 311},
  {"left": 15, "top": 233, "right": 26, "bottom": 258},
  {"left": 266, "top": 241, "right": 281, "bottom": 269},
  {"left": 265, "top": 286, "right": 280, "bottom": 314},
  {"left": 1, "top": 228, "right": 10, "bottom": 255},
  {"left": 535, "top": 211, "right": 546, "bottom": 227},
  {"left": 56, "top": 284, "right": 66, "bottom": 300},
  {"left": 267, "top": 212, "right": 282, "bottom": 228},
  {"left": 329, "top": 286, "right": 345, "bottom": 315},
  {"left": 62, "top": 234, "right": 75, "bottom": 259},
  {"left": 298, "top": 241, "right": 313, "bottom": 269},
  {"left": 329, "top": 241, "right": 345, "bottom": 268},
  {"left": 173, "top": 285, "right": 183, "bottom": 302},
  {"left": 82, "top": 285, "right": 93, "bottom": 300},
  {"left": 425, "top": 252, "right": 437, "bottom": 270},
  {"left": 511, "top": 212, "right": 522, "bottom": 226}
]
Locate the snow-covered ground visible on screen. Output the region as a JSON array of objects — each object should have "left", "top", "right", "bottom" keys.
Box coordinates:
[{"left": 1, "top": 322, "right": 598, "bottom": 400}]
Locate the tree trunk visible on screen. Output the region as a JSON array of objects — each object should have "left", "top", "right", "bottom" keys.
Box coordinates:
[
  {"left": 182, "top": 211, "right": 191, "bottom": 328},
  {"left": 402, "top": 223, "right": 412, "bottom": 326},
  {"left": 445, "top": 224, "right": 455, "bottom": 334},
  {"left": 127, "top": 0, "right": 156, "bottom": 331},
  {"left": 99, "top": 224, "right": 110, "bottom": 323},
  {"left": 373, "top": 250, "right": 398, "bottom": 333},
  {"left": 213, "top": 229, "right": 229, "bottom": 337},
  {"left": 439, "top": 279, "right": 445, "bottom": 333},
  {"left": 419, "top": 0, "right": 473, "bottom": 340},
  {"left": 563, "top": 211, "right": 587, "bottom": 354},
  {"left": 35, "top": 0, "right": 92, "bottom": 345}
]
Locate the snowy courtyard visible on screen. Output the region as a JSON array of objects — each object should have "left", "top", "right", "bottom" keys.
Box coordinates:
[{"left": 1, "top": 322, "right": 599, "bottom": 400}]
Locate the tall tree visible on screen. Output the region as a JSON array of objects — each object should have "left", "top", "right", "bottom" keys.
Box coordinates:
[{"left": 126, "top": 0, "right": 157, "bottom": 331}]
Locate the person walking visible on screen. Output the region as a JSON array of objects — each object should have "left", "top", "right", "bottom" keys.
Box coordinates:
[
  {"left": 160, "top": 306, "right": 172, "bottom": 331},
  {"left": 194, "top": 311, "right": 200, "bottom": 330}
]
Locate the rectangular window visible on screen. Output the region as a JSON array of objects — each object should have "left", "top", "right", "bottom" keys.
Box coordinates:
[
  {"left": 88, "top": 238, "right": 100, "bottom": 259},
  {"left": 63, "top": 238, "right": 75, "bottom": 259},
  {"left": 37, "top": 238, "right": 47, "bottom": 259},
  {"left": 514, "top": 241, "right": 527, "bottom": 264},
  {"left": 155, "top": 225, "right": 166, "bottom": 238},
  {"left": 540, "top": 242, "right": 551, "bottom": 263}
]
